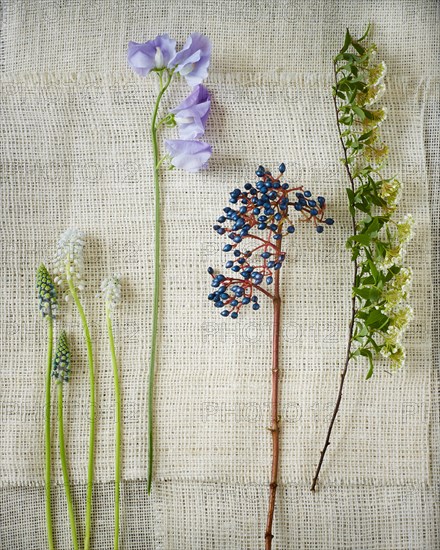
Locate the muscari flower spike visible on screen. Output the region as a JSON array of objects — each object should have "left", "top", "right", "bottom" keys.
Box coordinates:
[
  {"left": 53, "top": 228, "right": 85, "bottom": 294},
  {"left": 52, "top": 331, "right": 71, "bottom": 383},
  {"left": 101, "top": 274, "right": 122, "bottom": 314},
  {"left": 36, "top": 264, "right": 58, "bottom": 318},
  {"left": 208, "top": 164, "right": 334, "bottom": 318}
]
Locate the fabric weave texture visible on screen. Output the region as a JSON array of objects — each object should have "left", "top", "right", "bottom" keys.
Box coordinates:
[{"left": 0, "top": 0, "right": 438, "bottom": 548}]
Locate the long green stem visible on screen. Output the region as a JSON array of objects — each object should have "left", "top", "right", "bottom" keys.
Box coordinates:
[
  {"left": 147, "top": 70, "right": 173, "bottom": 493},
  {"left": 67, "top": 277, "right": 95, "bottom": 550},
  {"left": 45, "top": 317, "right": 55, "bottom": 550},
  {"left": 106, "top": 307, "right": 121, "bottom": 550},
  {"left": 58, "top": 383, "right": 79, "bottom": 550}
]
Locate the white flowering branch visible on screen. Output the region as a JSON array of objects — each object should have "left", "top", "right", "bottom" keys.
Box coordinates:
[{"left": 311, "top": 26, "right": 414, "bottom": 491}]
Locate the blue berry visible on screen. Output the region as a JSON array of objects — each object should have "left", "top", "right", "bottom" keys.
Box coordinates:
[
  {"left": 208, "top": 267, "right": 214, "bottom": 275},
  {"left": 304, "top": 190, "right": 311, "bottom": 198},
  {"left": 221, "top": 310, "right": 229, "bottom": 317},
  {"left": 310, "top": 208, "right": 318, "bottom": 216},
  {"left": 231, "top": 312, "right": 238, "bottom": 319},
  {"left": 223, "top": 244, "right": 232, "bottom": 252},
  {"left": 279, "top": 163, "right": 286, "bottom": 173},
  {"left": 252, "top": 303, "right": 260, "bottom": 311},
  {"left": 287, "top": 225, "right": 295, "bottom": 234},
  {"left": 325, "top": 218, "right": 334, "bottom": 225},
  {"left": 316, "top": 226, "right": 324, "bottom": 233},
  {"left": 267, "top": 276, "right": 273, "bottom": 284}
]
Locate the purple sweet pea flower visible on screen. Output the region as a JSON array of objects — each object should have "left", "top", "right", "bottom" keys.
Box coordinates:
[
  {"left": 171, "top": 33, "right": 211, "bottom": 86},
  {"left": 170, "top": 85, "right": 211, "bottom": 139},
  {"left": 165, "top": 140, "right": 212, "bottom": 172},
  {"left": 127, "top": 34, "right": 176, "bottom": 77}
]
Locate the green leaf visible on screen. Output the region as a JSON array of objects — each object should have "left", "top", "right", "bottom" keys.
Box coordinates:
[
  {"left": 340, "top": 29, "right": 352, "bottom": 54},
  {"left": 365, "top": 309, "right": 389, "bottom": 329},
  {"left": 363, "top": 109, "right": 375, "bottom": 120},
  {"left": 346, "top": 187, "right": 355, "bottom": 205},
  {"left": 364, "top": 216, "right": 382, "bottom": 236},
  {"left": 365, "top": 359, "right": 374, "bottom": 379},
  {"left": 352, "top": 41, "right": 365, "bottom": 55},
  {"left": 359, "top": 23, "right": 371, "bottom": 42},
  {"left": 339, "top": 115, "right": 353, "bottom": 125},
  {"left": 354, "top": 286, "right": 381, "bottom": 302},
  {"left": 359, "top": 130, "right": 374, "bottom": 141},
  {"left": 348, "top": 234, "right": 372, "bottom": 246},
  {"left": 352, "top": 105, "right": 366, "bottom": 120}
]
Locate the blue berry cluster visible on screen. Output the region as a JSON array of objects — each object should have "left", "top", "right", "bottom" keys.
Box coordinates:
[{"left": 208, "top": 165, "right": 334, "bottom": 318}]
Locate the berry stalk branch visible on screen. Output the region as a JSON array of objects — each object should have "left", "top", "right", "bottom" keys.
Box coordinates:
[{"left": 208, "top": 165, "right": 333, "bottom": 548}]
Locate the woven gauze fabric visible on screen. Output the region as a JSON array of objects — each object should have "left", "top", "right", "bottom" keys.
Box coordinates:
[{"left": 0, "top": 0, "right": 439, "bottom": 548}]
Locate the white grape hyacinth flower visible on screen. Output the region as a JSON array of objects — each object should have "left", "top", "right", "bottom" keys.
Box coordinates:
[
  {"left": 53, "top": 228, "right": 85, "bottom": 294},
  {"left": 101, "top": 274, "right": 121, "bottom": 314}
]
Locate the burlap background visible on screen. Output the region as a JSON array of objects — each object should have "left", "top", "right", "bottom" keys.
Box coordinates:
[{"left": 1, "top": 0, "right": 438, "bottom": 548}]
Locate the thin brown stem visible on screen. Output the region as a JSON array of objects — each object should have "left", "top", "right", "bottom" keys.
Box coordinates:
[
  {"left": 310, "top": 61, "right": 358, "bottom": 492},
  {"left": 265, "top": 240, "right": 282, "bottom": 549}
]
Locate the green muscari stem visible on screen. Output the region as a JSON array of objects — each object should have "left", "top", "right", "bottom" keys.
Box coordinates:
[
  {"left": 147, "top": 69, "right": 173, "bottom": 494},
  {"left": 45, "top": 317, "right": 55, "bottom": 550},
  {"left": 57, "top": 383, "right": 79, "bottom": 550},
  {"left": 67, "top": 275, "right": 95, "bottom": 550},
  {"left": 106, "top": 306, "right": 121, "bottom": 550},
  {"left": 37, "top": 263, "right": 57, "bottom": 550}
]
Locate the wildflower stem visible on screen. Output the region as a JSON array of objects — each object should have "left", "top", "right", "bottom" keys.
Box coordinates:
[
  {"left": 57, "top": 383, "right": 79, "bottom": 550},
  {"left": 106, "top": 306, "right": 121, "bottom": 550},
  {"left": 67, "top": 276, "right": 95, "bottom": 549},
  {"left": 265, "top": 239, "right": 282, "bottom": 549},
  {"left": 45, "top": 316, "right": 55, "bottom": 550},
  {"left": 147, "top": 70, "right": 173, "bottom": 493},
  {"left": 310, "top": 60, "right": 358, "bottom": 492}
]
